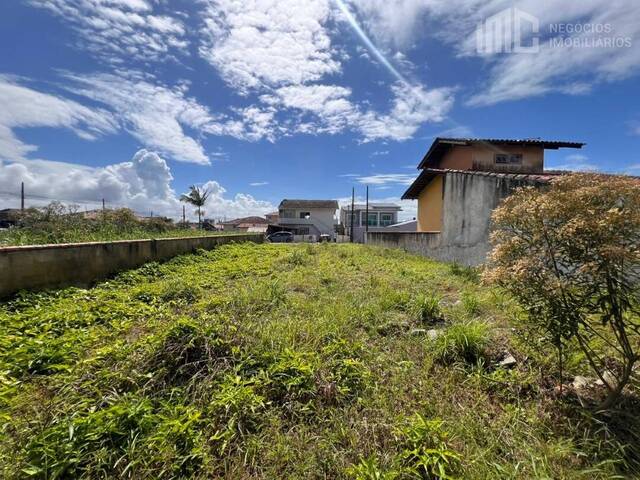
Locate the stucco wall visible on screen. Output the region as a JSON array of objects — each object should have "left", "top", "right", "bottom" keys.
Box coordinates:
[
  {"left": 279, "top": 207, "right": 336, "bottom": 236},
  {"left": 0, "top": 233, "right": 263, "bottom": 298},
  {"left": 417, "top": 175, "right": 444, "bottom": 232},
  {"left": 368, "top": 172, "right": 544, "bottom": 266}
]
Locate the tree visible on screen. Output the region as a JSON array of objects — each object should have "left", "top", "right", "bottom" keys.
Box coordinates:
[
  {"left": 484, "top": 173, "right": 640, "bottom": 409},
  {"left": 180, "top": 185, "right": 211, "bottom": 229}
]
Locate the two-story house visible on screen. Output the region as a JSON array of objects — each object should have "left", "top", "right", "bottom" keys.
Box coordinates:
[
  {"left": 276, "top": 199, "right": 338, "bottom": 238},
  {"left": 366, "top": 137, "right": 585, "bottom": 265},
  {"left": 402, "top": 137, "right": 585, "bottom": 233},
  {"left": 340, "top": 203, "right": 402, "bottom": 243}
]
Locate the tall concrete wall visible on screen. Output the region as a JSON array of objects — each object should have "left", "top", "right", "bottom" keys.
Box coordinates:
[
  {"left": 0, "top": 233, "right": 263, "bottom": 298},
  {"left": 368, "top": 172, "right": 545, "bottom": 266}
]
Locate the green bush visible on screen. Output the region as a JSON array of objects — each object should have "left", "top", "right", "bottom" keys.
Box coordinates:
[
  {"left": 432, "top": 321, "right": 490, "bottom": 365},
  {"left": 411, "top": 294, "right": 443, "bottom": 324},
  {"left": 396, "top": 414, "right": 461, "bottom": 479}
]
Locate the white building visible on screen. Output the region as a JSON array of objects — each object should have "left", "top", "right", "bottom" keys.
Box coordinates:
[
  {"left": 277, "top": 199, "right": 338, "bottom": 238},
  {"left": 341, "top": 203, "right": 403, "bottom": 243}
]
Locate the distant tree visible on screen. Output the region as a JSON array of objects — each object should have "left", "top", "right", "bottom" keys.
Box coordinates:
[
  {"left": 485, "top": 173, "right": 640, "bottom": 409},
  {"left": 180, "top": 185, "right": 211, "bottom": 229}
]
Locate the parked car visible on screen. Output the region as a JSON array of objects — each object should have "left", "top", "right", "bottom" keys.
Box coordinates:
[
  {"left": 319, "top": 234, "right": 331, "bottom": 242},
  {"left": 267, "top": 231, "right": 294, "bottom": 243}
]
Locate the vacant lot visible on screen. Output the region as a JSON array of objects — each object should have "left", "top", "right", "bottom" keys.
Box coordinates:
[{"left": 0, "top": 243, "right": 636, "bottom": 478}]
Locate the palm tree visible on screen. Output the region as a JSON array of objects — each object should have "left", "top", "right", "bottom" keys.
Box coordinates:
[{"left": 180, "top": 185, "right": 211, "bottom": 229}]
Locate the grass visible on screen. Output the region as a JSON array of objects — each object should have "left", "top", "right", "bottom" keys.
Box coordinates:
[
  {"left": 0, "top": 226, "right": 228, "bottom": 247},
  {"left": 0, "top": 243, "right": 637, "bottom": 478}
]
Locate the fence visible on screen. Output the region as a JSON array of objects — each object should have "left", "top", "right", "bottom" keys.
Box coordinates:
[{"left": 0, "top": 233, "right": 263, "bottom": 298}]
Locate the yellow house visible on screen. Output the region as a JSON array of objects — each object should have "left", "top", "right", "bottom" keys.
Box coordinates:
[{"left": 402, "top": 138, "right": 585, "bottom": 232}]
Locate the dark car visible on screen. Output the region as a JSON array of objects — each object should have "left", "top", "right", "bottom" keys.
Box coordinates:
[{"left": 267, "top": 231, "right": 294, "bottom": 243}]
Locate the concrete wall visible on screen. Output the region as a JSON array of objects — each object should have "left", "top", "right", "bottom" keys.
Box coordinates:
[
  {"left": 368, "top": 172, "right": 545, "bottom": 266},
  {"left": 0, "top": 233, "right": 263, "bottom": 298}
]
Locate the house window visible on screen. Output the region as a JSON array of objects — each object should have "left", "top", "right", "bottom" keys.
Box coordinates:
[
  {"left": 281, "top": 209, "right": 296, "bottom": 218},
  {"left": 367, "top": 213, "right": 378, "bottom": 227},
  {"left": 509, "top": 154, "right": 523, "bottom": 164},
  {"left": 297, "top": 227, "right": 310, "bottom": 235},
  {"left": 299, "top": 211, "right": 311, "bottom": 219},
  {"left": 495, "top": 154, "right": 523, "bottom": 165},
  {"left": 380, "top": 213, "right": 393, "bottom": 227}
]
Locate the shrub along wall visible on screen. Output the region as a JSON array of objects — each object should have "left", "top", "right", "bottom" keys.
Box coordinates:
[{"left": 0, "top": 234, "right": 263, "bottom": 298}]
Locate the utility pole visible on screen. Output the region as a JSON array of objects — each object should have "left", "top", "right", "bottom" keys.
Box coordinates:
[
  {"left": 182, "top": 205, "right": 186, "bottom": 225},
  {"left": 349, "top": 187, "right": 355, "bottom": 243},
  {"left": 365, "top": 185, "right": 369, "bottom": 242},
  {"left": 20, "top": 182, "right": 24, "bottom": 212},
  {"left": 102, "top": 198, "right": 105, "bottom": 211}
]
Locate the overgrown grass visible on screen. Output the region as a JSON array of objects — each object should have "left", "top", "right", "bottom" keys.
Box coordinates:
[
  {"left": 0, "top": 243, "right": 637, "bottom": 478},
  {"left": 0, "top": 226, "right": 225, "bottom": 246},
  {"left": 0, "top": 204, "right": 226, "bottom": 246}
]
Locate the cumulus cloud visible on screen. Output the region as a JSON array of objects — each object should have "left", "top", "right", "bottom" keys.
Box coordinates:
[
  {"left": 0, "top": 150, "right": 275, "bottom": 220},
  {"left": 29, "top": 0, "right": 188, "bottom": 63},
  {"left": 199, "top": 0, "right": 340, "bottom": 93},
  {"left": 0, "top": 75, "right": 117, "bottom": 161}
]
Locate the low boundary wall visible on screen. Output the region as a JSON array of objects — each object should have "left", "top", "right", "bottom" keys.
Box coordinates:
[
  {"left": 0, "top": 233, "right": 263, "bottom": 298},
  {"left": 366, "top": 231, "right": 489, "bottom": 266}
]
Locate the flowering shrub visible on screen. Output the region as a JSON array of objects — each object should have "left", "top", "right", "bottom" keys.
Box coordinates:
[{"left": 485, "top": 173, "right": 640, "bottom": 408}]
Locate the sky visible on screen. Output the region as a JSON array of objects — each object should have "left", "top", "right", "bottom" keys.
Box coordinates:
[{"left": 0, "top": 0, "right": 639, "bottom": 221}]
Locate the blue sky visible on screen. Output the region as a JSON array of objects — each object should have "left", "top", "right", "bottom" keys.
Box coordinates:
[{"left": 0, "top": 0, "right": 639, "bottom": 220}]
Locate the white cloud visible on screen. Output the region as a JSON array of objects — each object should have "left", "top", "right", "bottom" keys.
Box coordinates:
[
  {"left": 0, "top": 75, "right": 117, "bottom": 161},
  {"left": 200, "top": 0, "right": 453, "bottom": 142},
  {"left": 199, "top": 0, "right": 340, "bottom": 93},
  {"left": 353, "top": 173, "right": 416, "bottom": 185},
  {"left": 64, "top": 72, "right": 215, "bottom": 164},
  {"left": 0, "top": 150, "right": 274, "bottom": 220},
  {"left": 547, "top": 153, "right": 599, "bottom": 172},
  {"left": 63, "top": 72, "right": 283, "bottom": 164},
  {"left": 347, "top": 0, "right": 640, "bottom": 105},
  {"left": 356, "top": 82, "right": 453, "bottom": 141},
  {"left": 29, "top": 0, "right": 188, "bottom": 63},
  {"left": 249, "top": 181, "right": 269, "bottom": 186},
  {"left": 262, "top": 81, "right": 453, "bottom": 141}
]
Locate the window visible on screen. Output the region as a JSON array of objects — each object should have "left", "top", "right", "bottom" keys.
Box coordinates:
[
  {"left": 367, "top": 213, "right": 378, "bottom": 227},
  {"left": 299, "top": 211, "right": 311, "bottom": 219},
  {"left": 281, "top": 209, "right": 296, "bottom": 218},
  {"left": 509, "top": 154, "right": 523, "bottom": 164},
  {"left": 297, "top": 227, "right": 310, "bottom": 235},
  {"left": 380, "top": 213, "right": 393, "bottom": 227},
  {"left": 495, "top": 153, "right": 523, "bottom": 165}
]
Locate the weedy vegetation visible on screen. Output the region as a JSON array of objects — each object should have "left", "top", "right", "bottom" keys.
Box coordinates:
[
  {"left": 0, "top": 242, "right": 638, "bottom": 478},
  {"left": 0, "top": 202, "right": 221, "bottom": 246}
]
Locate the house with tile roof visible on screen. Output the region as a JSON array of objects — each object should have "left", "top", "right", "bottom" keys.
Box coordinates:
[{"left": 367, "top": 137, "right": 585, "bottom": 265}]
